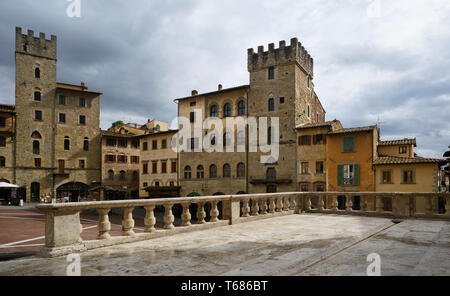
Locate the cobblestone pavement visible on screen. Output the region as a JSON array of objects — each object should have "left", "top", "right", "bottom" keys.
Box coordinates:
[{"left": 1, "top": 214, "right": 449, "bottom": 276}]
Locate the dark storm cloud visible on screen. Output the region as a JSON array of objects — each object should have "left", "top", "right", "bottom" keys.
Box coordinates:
[{"left": 0, "top": 0, "right": 448, "bottom": 157}]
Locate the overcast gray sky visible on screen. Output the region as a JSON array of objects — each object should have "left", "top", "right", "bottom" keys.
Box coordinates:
[{"left": 0, "top": 0, "right": 449, "bottom": 158}]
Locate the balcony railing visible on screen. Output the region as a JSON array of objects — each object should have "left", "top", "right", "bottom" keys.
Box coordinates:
[{"left": 35, "top": 192, "right": 450, "bottom": 257}]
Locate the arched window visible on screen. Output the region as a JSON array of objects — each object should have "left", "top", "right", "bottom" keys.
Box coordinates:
[
  {"left": 237, "top": 130, "right": 245, "bottom": 146},
  {"left": 223, "top": 132, "right": 231, "bottom": 147},
  {"left": 237, "top": 163, "right": 245, "bottom": 178},
  {"left": 34, "top": 91, "right": 41, "bottom": 102},
  {"left": 132, "top": 171, "right": 138, "bottom": 181},
  {"left": 184, "top": 166, "right": 192, "bottom": 179},
  {"left": 83, "top": 137, "right": 89, "bottom": 151},
  {"left": 210, "top": 105, "right": 218, "bottom": 118},
  {"left": 33, "top": 140, "right": 40, "bottom": 155},
  {"left": 108, "top": 170, "right": 114, "bottom": 180},
  {"left": 197, "top": 165, "right": 204, "bottom": 179},
  {"left": 156, "top": 124, "right": 160, "bottom": 131},
  {"left": 223, "top": 164, "right": 231, "bottom": 178},
  {"left": 268, "top": 98, "right": 275, "bottom": 112},
  {"left": 119, "top": 170, "right": 126, "bottom": 180},
  {"left": 209, "top": 164, "right": 217, "bottom": 178},
  {"left": 64, "top": 137, "right": 70, "bottom": 150},
  {"left": 35, "top": 68, "right": 40, "bottom": 79},
  {"left": 223, "top": 103, "right": 231, "bottom": 117},
  {"left": 31, "top": 131, "right": 42, "bottom": 139},
  {"left": 266, "top": 168, "right": 276, "bottom": 180},
  {"left": 238, "top": 100, "right": 245, "bottom": 116}
]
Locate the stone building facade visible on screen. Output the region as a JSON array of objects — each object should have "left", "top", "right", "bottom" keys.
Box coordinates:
[{"left": 0, "top": 27, "right": 102, "bottom": 202}]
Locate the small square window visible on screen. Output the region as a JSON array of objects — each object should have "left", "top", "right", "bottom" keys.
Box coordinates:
[
  {"left": 79, "top": 98, "right": 86, "bottom": 107},
  {"left": 59, "top": 95, "right": 66, "bottom": 105},
  {"left": 143, "top": 182, "right": 148, "bottom": 187},
  {"left": 35, "top": 110, "right": 42, "bottom": 121},
  {"left": 190, "top": 102, "right": 196, "bottom": 107},
  {"left": 279, "top": 97, "right": 285, "bottom": 104},
  {"left": 59, "top": 113, "right": 66, "bottom": 123}
]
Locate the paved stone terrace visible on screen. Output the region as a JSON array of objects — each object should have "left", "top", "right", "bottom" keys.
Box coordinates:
[{"left": 0, "top": 214, "right": 449, "bottom": 276}]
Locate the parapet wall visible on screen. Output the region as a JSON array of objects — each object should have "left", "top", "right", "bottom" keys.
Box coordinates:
[
  {"left": 248, "top": 38, "right": 313, "bottom": 77},
  {"left": 15, "top": 27, "right": 57, "bottom": 60}
]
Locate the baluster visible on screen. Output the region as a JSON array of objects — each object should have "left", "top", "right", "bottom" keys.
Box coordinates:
[
  {"left": 251, "top": 199, "right": 260, "bottom": 216},
  {"left": 290, "top": 196, "right": 297, "bottom": 211},
  {"left": 181, "top": 202, "right": 191, "bottom": 226},
  {"left": 445, "top": 196, "right": 450, "bottom": 217},
  {"left": 306, "top": 195, "right": 312, "bottom": 211},
  {"left": 318, "top": 195, "right": 325, "bottom": 211},
  {"left": 122, "top": 207, "right": 135, "bottom": 236},
  {"left": 144, "top": 205, "right": 156, "bottom": 232},
  {"left": 331, "top": 195, "right": 338, "bottom": 212},
  {"left": 97, "top": 208, "right": 111, "bottom": 240},
  {"left": 376, "top": 196, "right": 384, "bottom": 213},
  {"left": 197, "top": 202, "right": 206, "bottom": 224},
  {"left": 210, "top": 201, "right": 219, "bottom": 222},
  {"left": 242, "top": 199, "right": 250, "bottom": 217},
  {"left": 276, "top": 196, "right": 283, "bottom": 212},
  {"left": 260, "top": 198, "right": 268, "bottom": 215},
  {"left": 359, "top": 196, "right": 366, "bottom": 212},
  {"left": 294, "top": 195, "right": 303, "bottom": 214},
  {"left": 283, "top": 196, "right": 290, "bottom": 211},
  {"left": 269, "top": 198, "right": 276, "bottom": 214},
  {"left": 346, "top": 196, "right": 353, "bottom": 213},
  {"left": 163, "top": 204, "right": 175, "bottom": 229}
]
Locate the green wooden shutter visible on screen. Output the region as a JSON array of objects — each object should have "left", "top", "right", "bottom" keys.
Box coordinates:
[
  {"left": 338, "top": 165, "right": 344, "bottom": 186},
  {"left": 343, "top": 137, "right": 355, "bottom": 152},
  {"left": 354, "top": 164, "right": 360, "bottom": 186}
]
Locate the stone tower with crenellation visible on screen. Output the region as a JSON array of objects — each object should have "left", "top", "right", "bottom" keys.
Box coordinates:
[
  {"left": 247, "top": 38, "right": 325, "bottom": 193},
  {"left": 14, "top": 27, "right": 58, "bottom": 200}
]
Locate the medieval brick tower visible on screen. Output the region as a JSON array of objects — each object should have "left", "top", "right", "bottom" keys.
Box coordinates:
[{"left": 247, "top": 38, "right": 325, "bottom": 194}]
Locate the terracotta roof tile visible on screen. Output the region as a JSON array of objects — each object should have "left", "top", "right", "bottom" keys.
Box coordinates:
[
  {"left": 379, "top": 138, "right": 417, "bottom": 147},
  {"left": 373, "top": 156, "right": 445, "bottom": 165},
  {"left": 328, "top": 125, "right": 377, "bottom": 135}
]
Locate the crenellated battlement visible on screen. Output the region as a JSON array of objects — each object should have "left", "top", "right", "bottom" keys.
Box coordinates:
[
  {"left": 247, "top": 38, "right": 313, "bottom": 77},
  {"left": 15, "top": 27, "right": 57, "bottom": 60}
]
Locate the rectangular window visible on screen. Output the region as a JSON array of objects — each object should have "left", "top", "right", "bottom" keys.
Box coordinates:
[
  {"left": 0, "top": 157, "right": 5, "bottom": 167},
  {"left": 382, "top": 170, "right": 392, "bottom": 184},
  {"left": 300, "top": 135, "right": 311, "bottom": 146},
  {"left": 143, "top": 142, "right": 148, "bottom": 151},
  {"left": 279, "top": 97, "right": 285, "bottom": 104},
  {"left": 118, "top": 155, "right": 127, "bottom": 163},
  {"left": 190, "top": 102, "right": 196, "bottom": 107},
  {"left": 171, "top": 161, "right": 177, "bottom": 173},
  {"left": 131, "top": 156, "right": 139, "bottom": 164},
  {"left": 190, "top": 112, "right": 195, "bottom": 123},
  {"left": 34, "top": 158, "right": 41, "bottom": 168},
  {"left": 118, "top": 139, "right": 127, "bottom": 148},
  {"left": 132, "top": 140, "right": 139, "bottom": 149},
  {"left": 58, "top": 160, "right": 65, "bottom": 173},
  {"left": 301, "top": 162, "right": 309, "bottom": 174},
  {"left": 59, "top": 113, "right": 66, "bottom": 123},
  {"left": 143, "top": 163, "right": 148, "bottom": 175},
  {"left": 79, "top": 159, "right": 85, "bottom": 169},
  {"left": 268, "top": 98, "right": 275, "bottom": 112},
  {"left": 268, "top": 67, "right": 275, "bottom": 80},
  {"left": 343, "top": 137, "right": 355, "bottom": 152},
  {"left": 316, "top": 161, "right": 324, "bottom": 174},
  {"left": 105, "top": 155, "right": 116, "bottom": 163},
  {"left": 34, "top": 91, "right": 41, "bottom": 102},
  {"left": 402, "top": 169, "right": 415, "bottom": 184},
  {"left": 107, "top": 138, "right": 116, "bottom": 147},
  {"left": 338, "top": 164, "right": 360, "bottom": 186},
  {"left": 0, "top": 117, "right": 5, "bottom": 128},
  {"left": 315, "top": 134, "right": 325, "bottom": 145},
  {"left": 35, "top": 110, "right": 42, "bottom": 121},
  {"left": 161, "top": 139, "right": 167, "bottom": 149},
  {"left": 152, "top": 140, "right": 158, "bottom": 150},
  {"left": 300, "top": 184, "right": 309, "bottom": 192},
  {"left": 152, "top": 162, "right": 157, "bottom": 174},
  {"left": 79, "top": 115, "right": 86, "bottom": 125},
  {"left": 161, "top": 161, "right": 167, "bottom": 174},
  {"left": 79, "top": 98, "right": 86, "bottom": 107},
  {"left": 399, "top": 146, "right": 407, "bottom": 154},
  {"left": 59, "top": 95, "right": 66, "bottom": 105},
  {"left": 0, "top": 136, "right": 6, "bottom": 147}
]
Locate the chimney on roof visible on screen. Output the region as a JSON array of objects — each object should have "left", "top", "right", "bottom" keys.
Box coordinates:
[
  {"left": 81, "top": 82, "right": 87, "bottom": 91},
  {"left": 192, "top": 90, "right": 198, "bottom": 96},
  {"left": 218, "top": 84, "right": 223, "bottom": 91}
]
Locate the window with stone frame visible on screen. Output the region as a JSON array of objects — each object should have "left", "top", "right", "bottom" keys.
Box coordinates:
[
  {"left": 0, "top": 136, "right": 6, "bottom": 147},
  {"left": 34, "top": 158, "right": 41, "bottom": 168},
  {"left": 118, "top": 155, "right": 127, "bottom": 163},
  {"left": 108, "top": 170, "right": 114, "bottom": 180},
  {"left": 79, "top": 115, "right": 86, "bottom": 125},
  {"left": 299, "top": 135, "right": 311, "bottom": 146},
  {"left": 237, "top": 163, "right": 245, "bottom": 178},
  {"left": 0, "top": 117, "right": 5, "bottom": 128},
  {"left": 399, "top": 146, "right": 407, "bottom": 154},
  {"left": 209, "top": 164, "right": 217, "bottom": 178},
  {"left": 224, "top": 103, "right": 232, "bottom": 117},
  {"left": 161, "top": 161, "right": 167, "bottom": 174},
  {"left": 35, "top": 110, "right": 42, "bottom": 121},
  {"left": 79, "top": 97, "right": 86, "bottom": 107},
  {"left": 223, "top": 164, "right": 231, "bottom": 178},
  {"left": 34, "top": 91, "right": 41, "bottom": 102},
  {"left": 118, "top": 139, "right": 127, "bottom": 148},
  {"left": 184, "top": 166, "right": 192, "bottom": 179},
  {"left": 59, "top": 113, "right": 66, "bottom": 123},
  {"left": 238, "top": 100, "right": 245, "bottom": 116},
  {"left": 83, "top": 138, "right": 89, "bottom": 151},
  {"left": 301, "top": 162, "right": 309, "bottom": 175},
  {"left": 171, "top": 161, "right": 177, "bottom": 173},
  {"left": 268, "top": 66, "right": 275, "bottom": 80},
  {"left": 381, "top": 170, "right": 393, "bottom": 184},
  {"left": 268, "top": 98, "right": 275, "bottom": 112},
  {"left": 316, "top": 161, "right": 324, "bottom": 174},
  {"left": 210, "top": 105, "right": 218, "bottom": 118},
  {"left": 131, "top": 156, "right": 139, "bottom": 164},
  {"left": 142, "top": 163, "right": 148, "bottom": 175},
  {"left": 300, "top": 183, "right": 309, "bottom": 192},
  {"left": 59, "top": 95, "right": 66, "bottom": 105},
  {"left": 402, "top": 169, "right": 415, "bottom": 184},
  {"left": 161, "top": 139, "right": 167, "bottom": 149},
  {"left": 107, "top": 138, "right": 116, "bottom": 147},
  {"left": 142, "top": 142, "right": 148, "bottom": 151},
  {"left": 152, "top": 162, "right": 158, "bottom": 174},
  {"left": 152, "top": 140, "right": 158, "bottom": 150},
  {"left": 0, "top": 156, "right": 5, "bottom": 167},
  {"left": 64, "top": 137, "right": 70, "bottom": 150},
  {"left": 79, "top": 159, "right": 85, "bottom": 169},
  {"left": 196, "top": 165, "right": 204, "bottom": 179}
]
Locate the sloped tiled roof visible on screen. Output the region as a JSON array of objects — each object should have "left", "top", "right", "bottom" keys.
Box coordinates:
[
  {"left": 379, "top": 138, "right": 417, "bottom": 147},
  {"left": 373, "top": 155, "right": 445, "bottom": 165},
  {"left": 328, "top": 125, "right": 377, "bottom": 135},
  {"left": 296, "top": 120, "right": 339, "bottom": 130}
]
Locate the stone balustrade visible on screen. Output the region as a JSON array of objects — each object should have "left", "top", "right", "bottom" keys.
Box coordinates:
[{"left": 35, "top": 192, "right": 450, "bottom": 257}]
